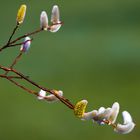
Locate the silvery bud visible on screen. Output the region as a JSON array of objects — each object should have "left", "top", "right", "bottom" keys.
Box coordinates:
[
  {"left": 20, "top": 36, "right": 31, "bottom": 53},
  {"left": 50, "top": 5, "right": 61, "bottom": 32},
  {"left": 109, "top": 102, "right": 120, "bottom": 124},
  {"left": 40, "top": 11, "right": 49, "bottom": 30},
  {"left": 51, "top": 5, "right": 60, "bottom": 24}
]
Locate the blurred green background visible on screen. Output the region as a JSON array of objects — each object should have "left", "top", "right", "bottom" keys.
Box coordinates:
[{"left": 0, "top": 0, "right": 140, "bottom": 140}]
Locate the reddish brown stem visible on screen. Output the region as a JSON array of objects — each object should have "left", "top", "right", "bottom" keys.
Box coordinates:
[
  {"left": 9, "top": 77, "right": 37, "bottom": 94},
  {"left": 102, "top": 119, "right": 117, "bottom": 128},
  {"left": 0, "top": 75, "right": 22, "bottom": 79}
]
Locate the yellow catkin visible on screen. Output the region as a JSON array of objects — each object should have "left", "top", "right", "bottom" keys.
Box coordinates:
[
  {"left": 74, "top": 100, "right": 88, "bottom": 118},
  {"left": 16, "top": 4, "right": 27, "bottom": 24}
]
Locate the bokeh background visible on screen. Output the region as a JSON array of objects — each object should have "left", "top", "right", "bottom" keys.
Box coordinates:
[{"left": 0, "top": 0, "right": 140, "bottom": 140}]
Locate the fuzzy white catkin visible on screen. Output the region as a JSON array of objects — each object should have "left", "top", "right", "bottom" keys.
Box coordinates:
[
  {"left": 45, "top": 90, "right": 63, "bottom": 103},
  {"left": 20, "top": 37, "right": 31, "bottom": 52},
  {"left": 109, "top": 102, "right": 120, "bottom": 124},
  {"left": 82, "top": 110, "right": 98, "bottom": 120},
  {"left": 50, "top": 5, "right": 61, "bottom": 33},
  {"left": 114, "top": 111, "right": 135, "bottom": 134},
  {"left": 38, "top": 90, "right": 46, "bottom": 100},
  {"left": 123, "top": 111, "right": 133, "bottom": 124},
  {"left": 40, "top": 11, "right": 48, "bottom": 30},
  {"left": 51, "top": 5, "right": 60, "bottom": 24}
]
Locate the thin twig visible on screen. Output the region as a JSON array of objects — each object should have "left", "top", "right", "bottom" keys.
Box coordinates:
[
  {"left": 0, "top": 74, "right": 37, "bottom": 94},
  {"left": 4, "top": 52, "right": 23, "bottom": 75},
  {"left": 0, "top": 75, "right": 22, "bottom": 79},
  {"left": 0, "top": 24, "right": 19, "bottom": 52},
  {"left": 9, "top": 28, "right": 43, "bottom": 45},
  {"left": 8, "top": 38, "right": 33, "bottom": 48},
  {"left": 7, "top": 23, "right": 19, "bottom": 45},
  {"left": 8, "top": 77, "right": 37, "bottom": 95}
]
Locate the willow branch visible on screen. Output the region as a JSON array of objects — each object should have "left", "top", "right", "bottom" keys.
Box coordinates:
[
  {"left": 0, "top": 74, "right": 72, "bottom": 104},
  {"left": 0, "top": 22, "right": 62, "bottom": 52},
  {"left": 0, "top": 65, "right": 75, "bottom": 109},
  {"left": 0, "top": 28, "right": 43, "bottom": 52}
]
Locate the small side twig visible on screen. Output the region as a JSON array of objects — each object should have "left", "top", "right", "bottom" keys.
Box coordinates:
[
  {"left": 4, "top": 52, "right": 23, "bottom": 75},
  {"left": 0, "top": 75, "right": 22, "bottom": 79},
  {"left": 7, "top": 76, "right": 37, "bottom": 95},
  {"left": 0, "top": 24, "right": 19, "bottom": 52},
  {"left": 7, "top": 23, "right": 20, "bottom": 45},
  {"left": 10, "top": 28, "right": 43, "bottom": 45}
]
